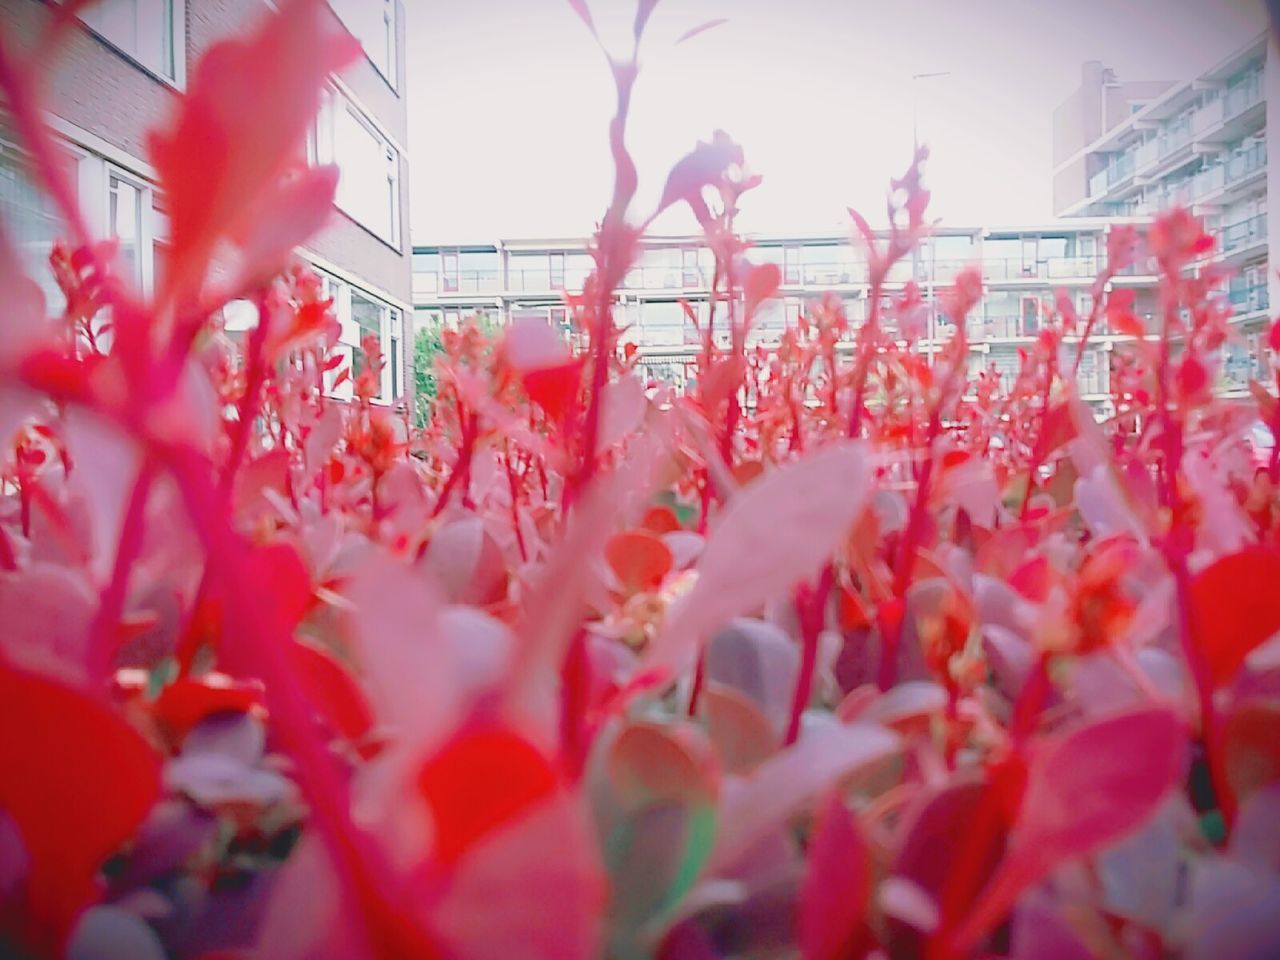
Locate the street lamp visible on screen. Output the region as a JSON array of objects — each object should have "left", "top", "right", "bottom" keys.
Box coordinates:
[{"left": 911, "top": 70, "right": 950, "bottom": 365}]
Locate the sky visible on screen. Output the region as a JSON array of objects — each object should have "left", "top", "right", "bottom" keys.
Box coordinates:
[{"left": 404, "top": 0, "right": 1266, "bottom": 243}]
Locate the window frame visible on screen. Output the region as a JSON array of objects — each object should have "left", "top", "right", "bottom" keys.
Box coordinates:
[
  {"left": 311, "top": 86, "right": 403, "bottom": 250},
  {"left": 63, "top": 0, "right": 187, "bottom": 89}
]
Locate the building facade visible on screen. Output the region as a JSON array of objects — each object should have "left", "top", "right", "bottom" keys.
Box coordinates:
[
  {"left": 0, "top": 0, "right": 412, "bottom": 405},
  {"left": 413, "top": 223, "right": 1162, "bottom": 412},
  {"left": 1053, "top": 35, "right": 1276, "bottom": 395}
]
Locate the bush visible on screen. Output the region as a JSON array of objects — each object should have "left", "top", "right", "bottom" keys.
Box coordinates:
[{"left": 2, "top": 1, "right": 1280, "bottom": 957}]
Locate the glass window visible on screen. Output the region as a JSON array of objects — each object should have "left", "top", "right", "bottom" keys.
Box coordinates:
[
  {"left": 327, "top": 0, "right": 396, "bottom": 88},
  {"left": 77, "top": 0, "right": 178, "bottom": 82},
  {"left": 0, "top": 141, "right": 65, "bottom": 311},
  {"left": 550, "top": 252, "right": 565, "bottom": 290},
  {"left": 109, "top": 173, "right": 143, "bottom": 290},
  {"left": 316, "top": 89, "right": 401, "bottom": 247}
]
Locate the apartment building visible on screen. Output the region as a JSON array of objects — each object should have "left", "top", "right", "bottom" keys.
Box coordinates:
[
  {"left": 0, "top": 0, "right": 412, "bottom": 405},
  {"left": 413, "top": 222, "right": 1160, "bottom": 413},
  {"left": 1053, "top": 35, "right": 1277, "bottom": 395}
]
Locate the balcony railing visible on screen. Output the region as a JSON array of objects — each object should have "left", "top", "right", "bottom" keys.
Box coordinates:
[
  {"left": 1226, "top": 142, "right": 1267, "bottom": 184},
  {"left": 415, "top": 253, "right": 1125, "bottom": 299},
  {"left": 1228, "top": 281, "right": 1270, "bottom": 314},
  {"left": 1219, "top": 212, "right": 1268, "bottom": 254},
  {"left": 1223, "top": 73, "right": 1263, "bottom": 122}
]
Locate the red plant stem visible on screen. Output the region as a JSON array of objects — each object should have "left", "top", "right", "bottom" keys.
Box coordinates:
[
  {"left": 430, "top": 402, "right": 476, "bottom": 518},
  {"left": 0, "top": 525, "right": 15, "bottom": 571},
  {"left": 1010, "top": 652, "right": 1051, "bottom": 743},
  {"left": 559, "top": 626, "right": 589, "bottom": 779},
  {"left": 18, "top": 475, "right": 31, "bottom": 539},
  {"left": 504, "top": 440, "right": 528, "bottom": 563},
  {"left": 219, "top": 292, "right": 271, "bottom": 503},
  {"left": 1168, "top": 544, "right": 1235, "bottom": 831},
  {"left": 1150, "top": 281, "right": 1233, "bottom": 831},
  {"left": 86, "top": 461, "right": 156, "bottom": 683},
  {"left": 687, "top": 651, "right": 706, "bottom": 717},
  {"left": 1071, "top": 272, "right": 1113, "bottom": 380},
  {"left": 1018, "top": 368, "right": 1055, "bottom": 521},
  {"left": 1269, "top": 365, "right": 1280, "bottom": 484},
  {"left": 785, "top": 564, "right": 834, "bottom": 745},
  {"left": 847, "top": 275, "right": 884, "bottom": 439}
]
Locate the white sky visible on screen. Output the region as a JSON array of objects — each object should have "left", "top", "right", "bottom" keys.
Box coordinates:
[{"left": 405, "top": 0, "right": 1266, "bottom": 243}]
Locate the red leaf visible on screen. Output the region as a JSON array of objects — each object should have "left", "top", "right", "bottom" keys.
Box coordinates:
[
  {"left": 416, "top": 727, "right": 558, "bottom": 868},
  {"left": 522, "top": 360, "right": 585, "bottom": 424},
  {"left": 606, "top": 529, "right": 674, "bottom": 593},
  {"left": 744, "top": 262, "right": 781, "bottom": 319},
  {"left": 153, "top": 675, "right": 264, "bottom": 746},
  {"left": 1190, "top": 547, "right": 1280, "bottom": 688},
  {"left": 953, "top": 707, "right": 1186, "bottom": 953},
  {"left": 641, "top": 505, "right": 682, "bottom": 534},
  {"left": 0, "top": 664, "right": 160, "bottom": 947},
  {"left": 799, "top": 792, "right": 870, "bottom": 960},
  {"left": 286, "top": 642, "right": 375, "bottom": 742}
]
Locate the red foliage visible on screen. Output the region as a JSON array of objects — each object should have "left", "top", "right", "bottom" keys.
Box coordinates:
[{"left": 1, "top": 1, "right": 1279, "bottom": 957}]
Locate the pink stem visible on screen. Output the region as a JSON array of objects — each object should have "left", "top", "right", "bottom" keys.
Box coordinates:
[
  {"left": 785, "top": 565, "right": 834, "bottom": 745},
  {"left": 87, "top": 461, "right": 155, "bottom": 684}
]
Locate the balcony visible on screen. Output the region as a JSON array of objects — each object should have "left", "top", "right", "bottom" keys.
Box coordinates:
[
  {"left": 1228, "top": 281, "right": 1270, "bottom": 315},
  {"left": 1226, "top": 142, "right": 1267, "bottom": 185},
  {"left": 977, "top": 256, "right": 1100, "bottom": 283},
  {"left": 1219, "top": 212, "right": 1268, "bottom": 256}
]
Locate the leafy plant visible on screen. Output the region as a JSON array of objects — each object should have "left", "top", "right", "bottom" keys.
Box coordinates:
[{"left": 1, "top": 1, "right": 1280, "bottom": 958}]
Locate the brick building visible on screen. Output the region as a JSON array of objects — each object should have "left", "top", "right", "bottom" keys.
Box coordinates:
[{"left": 0, "top": 0, "right": 412, "bottom": 404}]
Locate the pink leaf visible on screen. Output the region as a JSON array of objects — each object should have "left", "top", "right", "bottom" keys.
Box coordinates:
[
  {"left": 799, "top": 792, "right": 869, "bottom": 960},
  {"left": 147, "top": 0, "right": 359, "bottom": 302},
  {"left": 565, "top": 0, "right": 597, "bottom": 35},
  {"left": 645, "top": 441, "right": 871, "bottom": 678},
  {"left": 707, "top": 721, "right": 898, "bottom": 874},
  {"left": 658, "top": 131, "right": 743, "bottom": 217},
  {"left": 675, "top": 18, "right": 728, "bottom": 44}
]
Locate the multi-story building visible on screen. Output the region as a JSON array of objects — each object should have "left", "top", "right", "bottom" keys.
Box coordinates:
[
  {"left": 1053, "top": 34, "right": 1276, "bottom": 395},
  {"left": 413, "top": 222, "right": 1160, "bottom": 412},
  {"left": 0, "top": 0, "right": 412, "bottom": 405}
]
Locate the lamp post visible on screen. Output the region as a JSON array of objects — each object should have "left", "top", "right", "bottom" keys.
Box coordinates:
[{"left": 911, "top": 70, "right": 950, "bottom": 365}]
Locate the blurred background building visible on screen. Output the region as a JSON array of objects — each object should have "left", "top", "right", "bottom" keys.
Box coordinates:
[
  {"left": 0, "top": 0, "right": 413, "bottom": 405},
  {"left": 412, "top": 222, "right": 1155, "bottom": 414},
  {"left": 414, "top": 31, "right": 1275, "bottom": 412},
  {"left": 1053, "top": 33, "right": 1275, "bottom": 394}
]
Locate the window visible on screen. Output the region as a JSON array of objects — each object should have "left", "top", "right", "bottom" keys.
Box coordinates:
[
  {"left": 441, "top": 250, "right": 459, "bottom": 292},
  {"left": 550, "top": 252, "right": 565, "bottom": 290},
  {"left": 318, "top": 272, "right": 402, "bottom": 402},
  {"left": 0, "top": 141, "right": 65, "bottom": 311},
  {"left": 327, "top": 0, "right": 396, "bottom": 88},
  {"left": 314, "top": 89, "right": 402, "bottom": 248},
  {"left": 784, "top": 245, "right": 801, "bottom": 285},
  {"left": 75, "top": 0, "right": 180, "bottom": 84},
  {"left": 682, "top": 248, "right": 700, "bottom": 288},
  {"left": 109, "top": 173, "right": 143, "bottom": 290}
]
